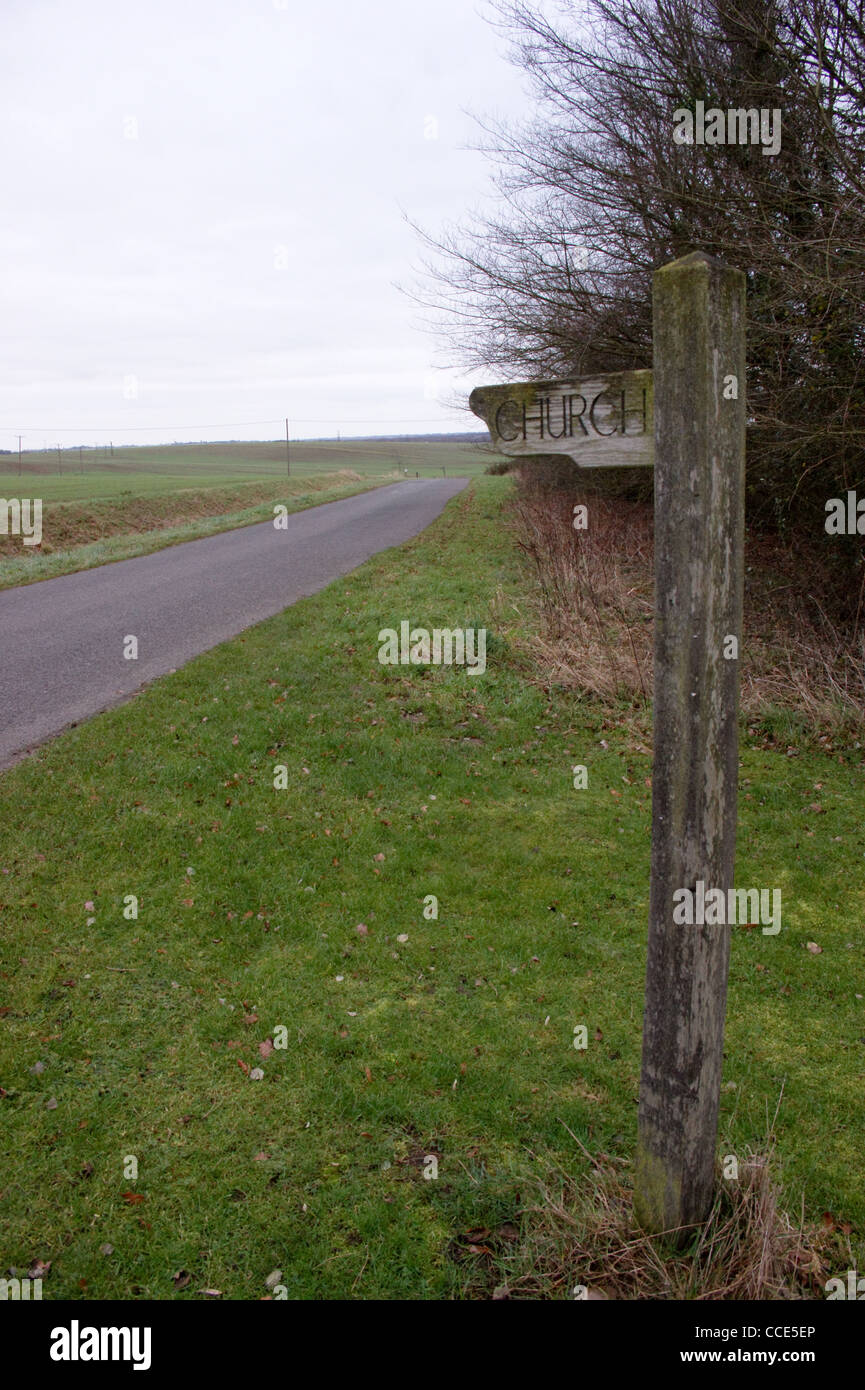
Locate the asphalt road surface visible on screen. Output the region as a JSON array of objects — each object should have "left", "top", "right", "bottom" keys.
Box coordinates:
[{"left": 0, "top": 478, "right": 468, "bottom": 767}]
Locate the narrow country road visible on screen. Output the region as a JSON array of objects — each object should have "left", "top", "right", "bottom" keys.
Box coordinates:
[{"left": 0, "top": 478, "right": 467, "bottom": 767}]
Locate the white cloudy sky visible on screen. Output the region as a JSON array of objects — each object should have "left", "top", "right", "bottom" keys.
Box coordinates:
[{"left": 0, "top": 0, "right": 533, "bottom": 450}]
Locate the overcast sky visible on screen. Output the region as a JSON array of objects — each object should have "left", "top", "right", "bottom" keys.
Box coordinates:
[{"left": 0, "top": 0, "right": 533, "bottom": 451}]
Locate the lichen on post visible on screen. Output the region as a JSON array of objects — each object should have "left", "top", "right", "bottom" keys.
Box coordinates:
[{"left": 633, "top": 251, "right": 746, "bottom": 1243}]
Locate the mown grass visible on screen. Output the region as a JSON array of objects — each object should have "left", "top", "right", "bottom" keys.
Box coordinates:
[{"left": 0, "top": 476, "right": 862, "bottom": 1299}]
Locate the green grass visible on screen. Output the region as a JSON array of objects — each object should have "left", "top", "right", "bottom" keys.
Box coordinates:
[
  {"left": 0, "top": 476, "right": 390, "bottom": 591},
  {"left": 0, "top": 437, "right": 495, "bottom": 503},
  {"left": 0, "top": 436, "right": 499, "bottom": 591},
  {"left": 0, "top": 468, "right": 266, "bottom": 505},
  {"left": 0, "top": 476, "right": 862, "bottom": 1300}
]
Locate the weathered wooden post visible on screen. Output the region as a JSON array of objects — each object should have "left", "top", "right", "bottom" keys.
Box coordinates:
[
  {"left": 469, "top": 249, "right": 746, "bottom": 1244},
  {"left": 633, "top": 251, "right": 746, "bottom": 1240}
]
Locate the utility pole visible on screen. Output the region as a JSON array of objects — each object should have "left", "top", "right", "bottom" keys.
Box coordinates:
[
  {"left": 79, "top": 445, "right": 83, "bottom": 473},
  {"left": 285, "top": 417, "right": 290, "bottom": 477},
  {"left": 18, "top": 435, "right": 22, "bottom": 476},
  {"left": 110, "top": 441, "right": 114, "bottom": 458},
  {"left": 57, "top": 446, "right": 62, "bottom": 475}
]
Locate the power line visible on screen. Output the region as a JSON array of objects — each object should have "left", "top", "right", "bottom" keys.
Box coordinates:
[
  {"left": 9, "top": 421, "right": 292, "bottom": 432},
  {"left": 3, "top": 439, "right": 489, "bottom": 466},
  {"left": 1, "top": 415, "right": 468, "bottom": 434}
]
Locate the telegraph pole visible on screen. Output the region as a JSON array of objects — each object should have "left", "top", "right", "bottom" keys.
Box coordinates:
[
  {"left": 18, "top": 435, "right": 22, "bottom": 476},
  {"left": 285, "top": 417, "right": 290, "bottom": 477}
]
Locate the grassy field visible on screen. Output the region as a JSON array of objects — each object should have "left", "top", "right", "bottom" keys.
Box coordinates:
[
  {"left": 0, "top": 474, "right": 390, "bottom": 591},
  {"left": 0, "top": 436, "right": 496, "bottom": 502},
  {"left": 0, "top": 476, "right": 862, "bottom": 1300},
  {"left": 0, "top": 436, "right": 500, "bottom": 591}
]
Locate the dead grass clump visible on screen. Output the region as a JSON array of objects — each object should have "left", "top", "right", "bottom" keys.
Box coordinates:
[
  {"left": 508, "top": 472, "right": 865, "bottom": 729},
  {"left": 496, "top": 1140, "right": 839, "bottom": 1301},
  {"left": 513, "top": 488, "right": 653, "bottom": 703}
]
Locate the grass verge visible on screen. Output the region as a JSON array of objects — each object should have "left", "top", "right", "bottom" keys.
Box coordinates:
[
  {"left": 0, "top": 473, "right": 389, "bottom": 591},
  {"left": 511, "top": 481, "right": 865, "bottom": 731},
  {"left": 0, "top": 476, "right": 862, "bottom": 1299}
]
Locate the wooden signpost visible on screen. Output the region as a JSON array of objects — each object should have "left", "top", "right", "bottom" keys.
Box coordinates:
[
  {"left": 469, "top": 369, "right": 654, "bottom": 469},
  {"left": 470, "top": 251, "right": 746, "bottom": 1241}
]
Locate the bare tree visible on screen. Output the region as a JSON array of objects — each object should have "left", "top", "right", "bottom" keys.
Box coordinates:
[{"left": 415, "top": 0, "right": 865, "bottom": 558}]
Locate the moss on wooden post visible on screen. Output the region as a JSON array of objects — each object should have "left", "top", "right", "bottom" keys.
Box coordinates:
[{"left": 633, "top": 251, "right": 746, "bottom": 1242}]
